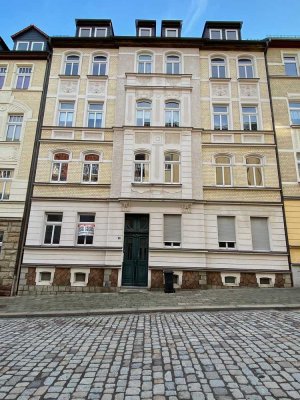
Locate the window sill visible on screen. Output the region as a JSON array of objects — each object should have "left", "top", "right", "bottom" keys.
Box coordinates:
[
  {"left": 11, "top": 88, "right": 30, "bottom": 91},
  {"left": 86, "top": 75, "right": 108, "bottom": 79},
  {"left": 132, "top": 183, "right": 182, "bottom": 187},
  {"left": 58, "top": 74, "right": 80, "bottom": 79},
  {"left": 238, "top": 78, "right": 260, "bottom": 82},
  {"left": 209, "top": 77, "right": 231, "bottom": 81}
]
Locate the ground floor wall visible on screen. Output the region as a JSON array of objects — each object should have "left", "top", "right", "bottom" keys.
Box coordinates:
[{"left": 0, "top": 219, "right": 21, "bottom": 296}]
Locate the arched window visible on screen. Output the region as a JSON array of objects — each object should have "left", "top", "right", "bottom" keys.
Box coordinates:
[
  {"left": 164, "top": 152, "right": 180, "bottom": 183},
  {"left": 137, "top": 54, "right": 152, "bottom": 73},
  {"left": 238, "top": 58, "right": 254, "bottom": 78},
  {"left": 211, "top": 58, "right": 226, "bottom": 78},
  {"left": 51, "top": 152, "right": 69, "bottom": 182},
  {"left": 166, "top": 55, "right": 181, "bottom": 74},
  {"left": 92, "top": 55, "right": 107, "bottom": 76},
  {"left": 64, "top": 55, "right": 80, "bottom": 76},
  {"left": 165, "top": 101, "right": 180, "bottom": 127},
  {"left": 215, "top": 155, "right": 232, "bottom": 186},
  {"left": 246, "top": 156, "right": 263, "bottom": 186},
  {"left": 134, "top": 153, "right": 150, "bottom": 183},
  {"left": 136, "top": 100, "right": 151, "bottom": 126},
  {"left": 82, "top": 153, "right": 100, "bottom": 183}
]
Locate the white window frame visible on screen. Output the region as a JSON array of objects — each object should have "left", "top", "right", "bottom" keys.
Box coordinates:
[
  {"left": 134, "top": 152, "right": 150, "bottom": 183},
  {"left": 43, "top": 213, "right": 63, "bottom": 245},
  {"left": 0, "top": 169, "right": 13, "bottom": 201},
  {"left": 139, "top": 27, "right": 152, "bottom": 37},
  {"left": 256, "top": 273, "right": 275, "bottom": 288},
  {"left": 242, "top": 106, "right": 259, "bottom": 131},
  {"left": 136, "top": 100, "right": 151, "bottom": 126},
  {"left": 79, "top": 27, "right": 92, "bottom": 37},
  {"left": 91, "top": 55, "right": 107, "bottom": 75},
  {"left": 209, "top": 29, "right": 222, "bottom": 39},
  {"left": 58, "top": 101, "right": 75, "bottom": 127},
  {"left": 296, "top": 152, "right": 300, "bottom": 181},
  {"left": 211, "top": 58, "right": 226, "bottom": 78},
  {"left": 31, "top": 42, "right": 44, "bottom": 51},
  {"left": 238, "top": 58, "right": 254, "bottom": 79},
  {"left": 87, "top": 103, "right": 103, "bottom": 128},
  {"left": 215, "top": 155, "right": 233, "bottom": 187},
  {"left": 0, "top": 231, "right": 3, "bottom": 254},
  {"left": 82, "top": 153, "right": 100, "bottom": 183},
  {"left": 163, "top": 214, "right": 181, "bottom": 247},
  {"left": 77, "top": 214, "right": 95, "bottom": 246},
  {"left": 51, "top": 152, "right": 70, "bottom": 182},
  {"left": 221, "top": 272, "right": 240, "bottom": 287},
  {"left": 217, "top": 216, "right": 236, "bottom": 249},
  {"left": 71, "top": 268, "right": 90, "bottom": 287},
  {"left": 213, "top": 105, "right": 229, "bottom": 130},
  {"left": 283, "top": 55, "right": 299, "bottom": 77},
  {"left": 6, "top": 115, "right": 23, "bottom": 141},
  {"left": 15, "top": 66, "right": 32, "bottom": 89},
  {"left": 35, "top": 268, "right": 55, "bottom": 286},
  {"left": 0, "top": 66, "right": 7, "bottom": 89},
  {"left": 225, "top": 30, "right": 238, "bottom": 40},
  {"left": 137, "top": 54, "right": 152, "bottom": 74},
  {"left": 95, "top": 27, "right": 108, "bottom": 37},
  {"left": 64, "top": 54, "right": 80, "bottom": 76},
  {"left": 165, "top": 101, "right": 180, "bottom": 127},
  {"left": 164, "top": 152, "right": 180, "bottom": 184},
  {"left": 289, "top": 102, "right": 300, "bottom": 125},
  {"left": 165, "top": 55, "right": 181, "bottom": 74},
  {"left": 16, "top": 41, "right": 29, "bottom": 50},
  {"left": 165, "top": 28, "right": 178, "bottom": 37},
  {"left": 245, "top": 156, "right": 264, "bottom": 187}
]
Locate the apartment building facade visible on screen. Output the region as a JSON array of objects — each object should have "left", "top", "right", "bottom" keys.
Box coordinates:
[
  {"left": 15, "top": 19, "right": 291, "bottom": 294},
  {"left": 0, "top": 26, "right": 49, "bottom": 295},
  {"left": 266, "top": 39, "right": 300, "bottom": 287}
]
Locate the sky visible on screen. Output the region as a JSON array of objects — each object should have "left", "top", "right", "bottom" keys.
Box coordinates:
[{"left": 1, "top": 0, "right": 300, "bottom": 48}]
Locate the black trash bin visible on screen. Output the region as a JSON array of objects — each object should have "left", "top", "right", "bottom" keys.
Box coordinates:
[{"left": 164, "top": 270, "right": 175, "bottom": 293}]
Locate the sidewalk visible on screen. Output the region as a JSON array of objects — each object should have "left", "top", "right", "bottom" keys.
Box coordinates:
[{"left": 0, "top": 287, "right": 300, "bottom": 317}]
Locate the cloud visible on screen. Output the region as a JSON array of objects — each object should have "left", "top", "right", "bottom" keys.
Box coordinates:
[{"left": 184, "top": 0, "right": 208, "bottom": 35}]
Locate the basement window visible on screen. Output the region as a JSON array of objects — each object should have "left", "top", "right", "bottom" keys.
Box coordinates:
[
  {"left": 256, "top": 274, "right": 275, "bottom": 287},
  {"left": 71, "top": 268, "right": 90, "bottom": 286},
  {"left": 221, "top": 272, "right": 240, "bottom": 286},
  {"left": 36, "top": 268, "right": 54, "bottom": 286}
]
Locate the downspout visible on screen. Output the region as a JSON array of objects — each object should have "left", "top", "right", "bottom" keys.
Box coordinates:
[
  {"left": 264, "top": 38, "right": 293, "bottom": 286},
  {"left": 11, "top": 50, "right": 52, "bottom": 295}
]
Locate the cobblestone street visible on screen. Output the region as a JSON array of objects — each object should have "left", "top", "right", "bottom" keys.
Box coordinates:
[{"left": 0, "top": 311, "right": 300, "bottom": 399}]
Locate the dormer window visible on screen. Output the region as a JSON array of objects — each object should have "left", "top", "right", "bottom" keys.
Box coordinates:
[
  {"left": 209, "top": 29, "right": 222, "bottom": 39},
  {"left": 226, "top": 30, "right": 238, "bottom": 40},
  {"left": 31, "top": 42, "right": 44, "bottom": 51},
  {"left": 95, "top": 28, "right": 107, "bottom": 37},
  {"left": 139, "top": 28, "right": 152, "bottom": 37},
  {"left": 79, "top": 28, "right": 92, "bottom": 37},
  {"left": 16, "top": 41, "right": 29, "bottom": 51},
  {"left": 165, "top": 28, "right": 178, "bottom": 38},
  {"left": 16, "top": 41, "right": 44, "bottom": 51}
]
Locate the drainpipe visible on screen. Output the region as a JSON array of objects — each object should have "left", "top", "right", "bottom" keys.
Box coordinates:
[
  {"left": 11, "top": 51, "right": 52, "bottom": 296},
  {"left": 264, "top": 38, "right": 293, "bottom": 287}
]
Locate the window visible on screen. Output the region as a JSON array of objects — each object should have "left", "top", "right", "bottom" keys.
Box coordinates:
[
  {"left": 31, "top": 42, "right": 44, "bottom": 51},
  {"left": 6, "top": 115, "right": 23, "bottom": 141},
  {"left": 164, "top": 152, "right": 180, "bottom": 183},
  {"left": 0, "top": 170, "right": 13, "bottom": 200},
  {"left": 217, "top": 216, "right": 236, "bottom": 249},
  {"left": 16, "top": 41, "right": 29, "bottom": 51},
  {"left": 251, "top": 217, "right": 270, "bottom": 251},
  {"left": 79, "top": 27, "right": 92, "bottom": 37},
  {"left": 44, "top": 213, "right": 63, "bottom": 245},
  {"left": 238, "top": 58, "right": 254, "bottom": 78},
  {"left": 92, "top": 56, "right": 107, "bottom": 75},
  {"left": 213, "top": 105, "right": 229, "bottom": 130},
  {"left": 58, "top": 102, "right": 74, "bottom": 127},
  {"left": 164, "top": 215, "right": 181, "bottom": 247},
  {"left": 257, "top": 274, "right": 275, "bottom": 287},
  {"left": 165, "top": 29, "right": 178, "bottom": 37},
  {"left": 0, "top": 231, "right": 3, "bottom": 254},
  {"left": 246, "top": 156, "right": 263, "bottom": 187},
  {"left": 87, "top": 103, "right": 103, "bottom": 128},
  {"left": 77, "top": 214, "right": 95, "bottom": 245},
  {"left": 71, "top": 269, "right": 90, "bottom": 286},
  {"left": 134, "top": 153, "right": 150, "bottom": 183},
  {"left": 211, "top": 58, "right": 226, "bottom": 78},
  {"left": 296, "top": 153, "right": 300, "bottom": 179},
  {"left": 289, "top": 102, "right": 300, "bottom": 125},
  {"left": 82, "top": 153, "right": 100, "bottom": 183},
  {"left": 221, "top": 273, "right": 240, "bottom": 286},
  {"left": 225, "top": 30, "right": 238, "bottom": 40},
  {"left": 136, "top": 100, "right": 151, "bottom": 126},
  {"left": 0, "top": 67, "right": 7, "bottom": 89},
  {"left": 137, "top": 54, "right": 152, "bottom": 73},
  {"left": 242, "top": 106, "right": 258, "bottom": 130},
  {"left": 165, "top": 101, "right": 180, "bottom": 127},
  {"left": 166, "top": 55, "right": 180, "bottom": 74},
  {"left": 210, "top": 29, "right": 222, "bottom": 39},
  {"left": 284, "top": 56, "right": 298, "bottom": 76},
  {"left": 95, "top": 28, "right": 107, "bottom": 37},
  {"left": 225, "top": 276, "right": 236, "bottom": 284},
  {"left": 51, "top": 153, "right": 69, "bottom": 182},
  {"left": 36, "top": 268, "right": 54, "bottom": 286},
  {"left": 139, "top": 28, "right": 152, "bottom": 37},
  {"left": 64, "top": 55, "right": 80, "bottom": 76},
  {"left": 16, "top": 67, "right": 32, "bottom": 89},
  {"left": 215, "top": 155, "right": 232, "bottom": 186}
]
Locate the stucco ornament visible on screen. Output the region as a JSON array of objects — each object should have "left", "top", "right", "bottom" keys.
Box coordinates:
[
  {"left": 88, "top": 81, "right": 106, "bottom": 94},
  {"left": 60, "top": 80, "right": 78, "bottom": 94},
  {"left": 240, "top": 84, "right": 257, "bottom": 98},
  {"left": 212, "top": 84, "right": 229, "bottom": 97}
]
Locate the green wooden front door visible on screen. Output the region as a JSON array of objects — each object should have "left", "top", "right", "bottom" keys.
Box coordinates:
[{"left": 122, "top": 214, "right": 149, "bottom": 287}]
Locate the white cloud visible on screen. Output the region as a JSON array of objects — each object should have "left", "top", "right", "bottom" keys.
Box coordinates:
[{"left": 184, "top": 0, "right": 208, "bottom": 35}]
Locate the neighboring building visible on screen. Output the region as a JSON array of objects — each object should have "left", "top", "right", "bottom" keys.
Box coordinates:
[
  {"left": 0, "top": 25, "right": 50, "bottom": 295},
  {"left": 266, "top": 38, "right": 300, "bottom": 287},
  {"left": 17, "top": 19, "right": 291, "bottom": 294}
]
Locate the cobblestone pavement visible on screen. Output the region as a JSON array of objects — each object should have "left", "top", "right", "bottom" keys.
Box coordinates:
[
  {"left": 0, "top": 311, "right": 300, "bottom": 399},
  {"left": 1, "top": 288, "right": 300, "bottom": 315}
]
